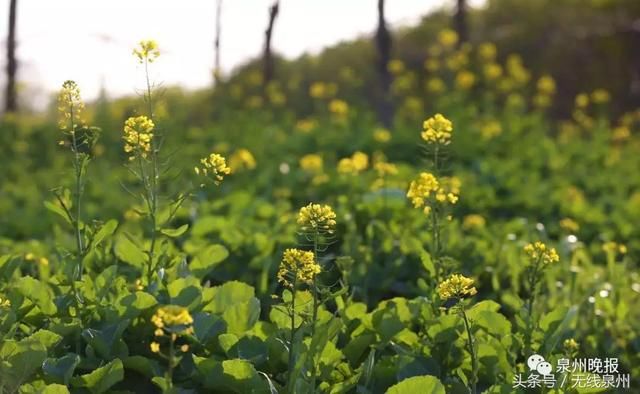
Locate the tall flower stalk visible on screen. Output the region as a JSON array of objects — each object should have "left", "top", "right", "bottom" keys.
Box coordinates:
[
  {"left": 56, "top": 81, "right": 99, "bottom": 287},
  {"left": 522, "top": 241, "right": 559, "bottom": 355}
]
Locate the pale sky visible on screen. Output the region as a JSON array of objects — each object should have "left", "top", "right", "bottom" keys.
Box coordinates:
[{"left": 0, "top": 0, "right": 484, "bottom": 105}]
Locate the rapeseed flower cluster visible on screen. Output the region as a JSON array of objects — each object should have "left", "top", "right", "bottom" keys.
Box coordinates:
[
  {"left": 524, "top": 242, "right": 560, "bottom": 264},
  {"left": 437, "top": 274, "right": 477, "bottom": 300},
  {"left": 277, "top": 248, "right": 321, "bottom": 288},
  {"left": 407, "top": 172, "right": 459, "bottom": 215},
  {"left": 123, "top": 116, "right": 154, "bottom": 160},
  {"left": 421, "top": 113, "right": 453, "bottom": 145},
  {"left": 300, "top": 154, "right": 323, "bottom": 174},
  {"left": 57, "top": 80, "right": 85, "bottom": 132},
  {"left": 297, "top": 203, "right": 337, "bottom": 234},
  {"left": 133, "top": 40, "right": 160, "bottom": 64},
  {"left": 337, "top": 151, "right": 369, "bottom": 175},
  {"left": 195, "top": 153, "right": 231, "bottom": 185},
  {"left": 150, "top": 305, "right": 193, "bottom": 354}
]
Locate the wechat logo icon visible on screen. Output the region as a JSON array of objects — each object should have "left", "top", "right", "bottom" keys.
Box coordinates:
[{"left": 528, "top": 354, "right": 553, "bottom": 375}]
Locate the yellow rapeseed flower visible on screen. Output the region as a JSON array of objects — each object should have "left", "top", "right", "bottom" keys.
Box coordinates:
[
  {"left": 373, "top": 128, "right": 392, "bottom": 143},
  {"left": 463, "top": 214, "right": 486, "bottom": 230},
  {"left": 437, "top": 29, "right": 458, "bottom": 48},
  {"left": 537, "top": 75, "right": 556, "bottom": 95},
  {"left": 57, "top": 80, "right": 85, "bottom": 132},
  {"left": 337, "top": 151, "right": 369, "bottom": 175},
  {"left": 591, "top": 89, "right": 610, "bottom": 104},
  {"left": 300, "top": 154, "right": 324, "bottom": 174},
  {"left": 563, "top": 338, "right": 579, "bottom": 353},
  {"left": 602, "top": 241, "right": 627, "bottom": 255},
  {"left": 524, "top": 242, "right": 560, "bottom": 264},
  {"left": 559, "top": 218, "right": 579, "bottom": 233},
  {"left": 478, "top": 42, "right": 497, "bottom": 61},
  {"left": 133, "top": 40, "right": 160, "bottom": 64},
  {"left": 150, "top": 342, "right": 160, "bottom": 353},
  {"left": 426, "top": 78, "right": 446, "bottom": 94},
  {"left": 277, "top": 248, "right": 321, "bottom": 288},
  {"left": 151, "top": 305, "right": 194, "bottom": 333},
  {"left": 438, "top": 274, "right": 477, "bottom": 300},
  {"left": 329, "top": 99, "right": 349, "bottom": 117},
  {"left": 123, "top": 116, "right": 154, "bottom": 160},
  {"left": 575, "top": 93, "right": 589, "bottom": 108},
  {"left": 483, "top": 63, "right": 503, "bottom": 81},
  {"left": 387, "top": 59, "right": 405, "bottom": 75},
  {"left": 180, "top": 344, "right": 190, "bottom": 352},
  {"left": 455, "top": 70, "right": 476, "bottom": 90},
  {"left": 421, "top": 113, "right": 453, "bottom": 145},
  {"left": 195, "top": 153, "right": 231, "bottom": 185},
  {"left": 297, "top": 203, "right": 337, "bottom": 234},
  {"left": 229, "top": 149, "right": 256, "bottom": 172}
]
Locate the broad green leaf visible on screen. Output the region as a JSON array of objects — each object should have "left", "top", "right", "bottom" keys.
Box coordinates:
[
  {"left": 190, "top": 244, "right": 229, "bottom": 278},
  {"left": 160, "top": 223, "right": 189, "bottom": 238},
  {"left": 194, "top": 356, "right": 266, "bottom": 392},
  {"left": 43, "top": 353, "right": 81, "bottom": 385},
  {"left": 223, "top": 298, "right": 261, "bottom": 335},
  {"left": 117, "top": 291, "right": 157, "bottom": 319},
  {"left": 204, "top": 281, "right": 255, "bottom": 314},
  {"left": 91, "top": 219, "right": 118, "bottom": 249},
  {"left": 44, "top": 200, "right": 71, "bottom": 225},
  {"left": 114, "top": 234, "right": 146, "bottom": 268},
  {"left": 71, "top": 359, "right": 124, "bottom": 394},
  {"left": 386, "top": 375, "right": 445, "bottom": 394},
  {"left": 15, "top": 276, "right": 57, "bottom": 315}
]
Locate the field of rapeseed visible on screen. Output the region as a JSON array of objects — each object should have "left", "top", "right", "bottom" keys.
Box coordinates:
[{"left": 1, "top": 4, "right": 640, "bottom": 393}]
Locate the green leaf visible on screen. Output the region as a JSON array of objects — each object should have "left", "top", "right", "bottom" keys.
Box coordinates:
[
  {"left": 190, "top": 244, "right": 229, "bottom": 278},
  {"left": 204, "top": 281, "right": 255, "bottom": 314},
  {"left": 0, "top": 336, "right": 48, "bottom": 389},
  {"left": 194, "top": 356, "right": 267, "bottom": 392},
  {"left": 71, "top": 359, "right": 124, "bottom": 394},
  {"left": 541, "top": 305, "right": 578, "bottom": 354},
  {"left": 91, "top": 219, "right": 118, "bottom": 249},
  {"left": 82, "top": 320, "right": 130, "bottom": 360},
  {"left": 386, "top": 375, "right": 445, "bottom": 394},
  {"left": 193, "top": 312, "right": 226, "bottom": 345},
  {"left": 123, "top": 355, "right": 162, "bottom": 378},
  {"left": 43, "top": 353, "right": 81, "bottom": 385},
  {"left": 44, "top": 200, "right": 71, "bottom": 225},
  {"left": 420, "top": 251, "right": 435, "bottom": 277},
  {"left": 15, "top": 276, "right": 57, "bottom": 315},
  {"left": 161, "top": 224, "right": 189, "bottom": 238},
  {"left": 114, "top": 234, "right": 146, "bottom": 268},
  {"left": 223, "top": 298, "right": 261, "bottom": 335},
  {"left": 117, "top": 291, "right": 157, "bottom": 319}
]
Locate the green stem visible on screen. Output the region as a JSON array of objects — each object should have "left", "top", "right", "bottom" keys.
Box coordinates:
[
  {"left": 287, "top": 280, "right": 297, "bottom": 386},
  {"left": 462, "top": 307, "right": 477, "bottom": 394},
  {"left": 168, "top": 335, "right": 175, "bottom": 390},
  {"left": 310, "top": 231, "right": 319, "bottom": 391},
  {"left": 525, "top": 256, "right": 542, "bottom": 355}
]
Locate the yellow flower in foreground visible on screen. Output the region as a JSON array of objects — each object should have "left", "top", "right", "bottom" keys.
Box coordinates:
[
  {"left": 57, "top": 80, "right": 85, "bottom": 132},
  {"left": 123, "top": 116, "right": 154, "bottom": 160},
  {"left": 524, "top": 242, "right": 560, "bottom": 264},
  {"left": 421, "top": 113, "right": 453, "bottom": 145},
  {"left": 297, "top": 203, "right": 337, "bottom": 234},
  {"left": 151, "top": 305, "right": 194, "bottom": 331},
  {"left": 438, "top": 274, "right": 477, "bottom": 300},
  {"left": 150, "top": 342, "right": 160, "bottom": 353},
  {"left": 195, "top": 153, "right": 231, "bottom": 185},
  {"left": 133, "top": 39, "right": 160, "bottom": 63},
  {"left": 277, "top": 248, "right": 321, "bottom": 288}
]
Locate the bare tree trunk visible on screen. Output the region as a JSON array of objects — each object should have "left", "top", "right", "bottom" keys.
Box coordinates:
[
  {"left": 5, "top": 0, "right": 18, "bottom": 113},
  {"left": 263, "top": 1, "right": 279, "bottom": 86},
  {"left": 375, "top": 0, "right": 393, "bottom": 128},
  {"left": 214, "top": 0, "right": 222, "bottom": 84},
  {"left": 454, "top": 0, "right": 468, "bottom": 46}
]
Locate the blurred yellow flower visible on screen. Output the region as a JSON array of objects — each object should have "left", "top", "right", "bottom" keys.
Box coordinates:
[
  {"left": 295, "top": 118, "right": 317, "bottom": 133},
  {"left": 575, "top": 93, "right": 589, "bottom": 108},
  {"left": 373, "top": 128, "right": 392, "bottom": 143},
  {"left": 229, "top": 149, "right": 256, "bottom": 172},
  {"left": 150, "top": 342, "right": 160, "bottom": 353},
  {"left": 426, "top": 78, "right": 446, "bottom": 94},
  {"left": 559, "top": 218, "right": 579, "bottom": 233},
  {"left": 424, "top": 58, "right": 440, "bottom": 72},
  {"left": 387, "top": 59, "right": 405, "bottom": 75},
  {"left": 133, "top": 40, "right": 160, "bottom": 64},
  {"left": 438, "top": 29, "right": 459, "bottom": 48},
  {"left": 329, "top": 99, "right": 349, "bottom": 117},
  {"left": 602, "top": 241, "right": 627, "bottom": 255},
  {"left": 591, "top": 89, "right": 610, "bottom": 104},
  {"left": 483, "top": 63, "right": 503, "bottom": 81},
  {"left": 57, "top": 80, "right": 85, "bottom": 132},
  {"left": 195, "top": 153, "right": 231, "bottom": 185},
  {"left": 537, "top": 75, "right": 556, "bottom": 95},
  {"left": 338, "top": 151, "right": 369, "bottom": 175},
  {"left": 456, "top": 70, "right": 476, "bottom": 90},
  {"left": 524, "top": 242, "right": 559, "bottom": 264},
  {"left": 480, "top": 120, "right": 502, "bottom": 140},
  {"left": 478, "top": 42, "right": 497, "bottom": 61},
  {"left": 463, "top": 214, "right": 486, "bottom": 230},
  {"left": 300, "top": 154, "right": 324, "bottom": 174}
]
